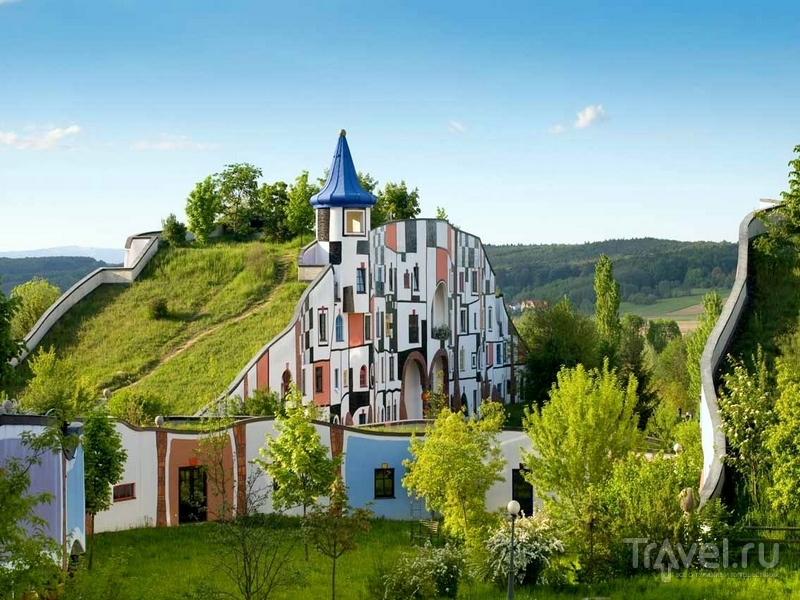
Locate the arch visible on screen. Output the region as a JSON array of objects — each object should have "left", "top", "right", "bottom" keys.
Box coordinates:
[
  {"left": 432, "top": 281, "right": 448, "bottom": 330},
  {"left": 281, "top": 369, "right": 292, "bottom": 399},
  {"left": 429, "top": 348, "right": 450, "bottom": 398},
  {"left": 400, "top": 351, "right": 427, "bottom": 420}
]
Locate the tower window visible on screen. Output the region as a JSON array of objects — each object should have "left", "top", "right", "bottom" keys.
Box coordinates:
[{"left": 344, "top": 209, "right": 365, "bottom": 235}]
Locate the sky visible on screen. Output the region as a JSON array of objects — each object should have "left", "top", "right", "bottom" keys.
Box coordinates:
[{"left": 1, "top": 0, "right": 799, "bottom": 252}]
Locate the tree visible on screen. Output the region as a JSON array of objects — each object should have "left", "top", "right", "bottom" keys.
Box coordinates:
[
  {"left": 286, "top": 171, "right": 320, "bottom": 241},
  {"left": 161, "top": 213, "right": 188, "bottom": 247},
  {"left": 646, "top": 319, "right": 682, "bottom": 354},
  {"left": 403, "top": 402, "right": 506, "bottom": 548},
  {"left": 10, "top": 277, "right": 61, "bottom": 341},
  {"left": 0, "top": 428, "right": 63, "bottom": 597},
  {"left": 0, "top": 281, "right": 23, "bottom": 387},
  {"left": 303, "top": 477, "right": 371, "bottom": 600},
  {"left": 253, "top": 385, "right": 339, "bottom": 558},
  {"left": 435, "top": 206, "right": 449, "bottom": 220},
  {"left": 260, "top": 180, "right": 292, "bottom": 242},
  {"left": 375, "top": 181, "right": 421, "bottom": 225},
  {"left": 516, "top": 296, "right": 599, "bottom": 406},
  {"left": 217, "top": 163, "right": 263, "bottom": 238},
  {"left": 522, "top": 361, "right": 640, "bottom": 557},
  {"left": 186, "top": 176, "right": 221, "bottom": 245},
  {"left": 594, "top": 254, "right": 620, "bottom": 357},
  {"left": 618, "top": 314, "right": 656, "bottom": 427},
  {"left": 685, "top": 291, "right": 723, "bottom": 401},
  {"left": 20, "top": 347, "right": 94, "bottom": 423},
  {"left": 83, "top": 406, "right": 127, "bottom": 569}
]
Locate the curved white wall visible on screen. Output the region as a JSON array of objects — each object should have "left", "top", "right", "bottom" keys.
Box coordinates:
[
  {"left": 699, "top": 210, "right": 767, "bottom": 502},
  {"left": 13, "top": 234, "right": 160, "bottom": 365}
]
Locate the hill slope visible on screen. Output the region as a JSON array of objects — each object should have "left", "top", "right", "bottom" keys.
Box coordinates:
[
  {"left": 11, "top": 240, "right": 306, "bottom": 417},
  {"left": 0, "top": 256, "right": 113, "bottom": 294},
  {"left": 485, "top": 238, "right": 737, "bottom": 310}
]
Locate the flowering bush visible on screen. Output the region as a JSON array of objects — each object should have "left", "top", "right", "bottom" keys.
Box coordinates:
[
  {"left": 381, "top": 543, "right": 465, "bottom": 599},
  {"left": 482, "top": 511, "right": 565, "bottom": 588}
]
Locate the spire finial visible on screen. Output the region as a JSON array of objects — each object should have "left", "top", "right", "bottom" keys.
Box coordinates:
[{"left": 339, "top": 129, "right": 346, "bottom": 137}]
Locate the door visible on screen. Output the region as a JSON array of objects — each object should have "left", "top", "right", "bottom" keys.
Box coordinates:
[{"left": 178, "top": 466, "right": 208, "bottom": 524}]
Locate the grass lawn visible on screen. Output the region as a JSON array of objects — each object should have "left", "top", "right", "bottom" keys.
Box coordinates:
[
  {"left": 84, "top": 520, "right": 800, "bottom": 600},
  {"left": 619, "top": 288, "right": 730, "bottom": 333},
  {"left": 9, "top": 239, "right": 305, "bottom": 415}
]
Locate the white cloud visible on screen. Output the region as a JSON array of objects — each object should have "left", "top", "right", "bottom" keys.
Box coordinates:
[
  {"left": 447, "top": 120, "right": 467, "bottom": 134},
  {"left": 0, "top": 125, "right": 81, "bottom": 150},
  {"left": 549, "top": 124, "right": 565, "bottom": 134},
  {"left": 574, "top": 104, "right": 608, "bottom": 129},
  {"left": 132, "top": 134, "right": 219, "bottom": 151},
  {"left": 0, "top": 0, "right": 21, "bottom": 5}
]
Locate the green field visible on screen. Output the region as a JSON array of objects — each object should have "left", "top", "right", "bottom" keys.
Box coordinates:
[
  {"left": 619, "top": 288, "right": 729, "bottom": 330},
  {"left": 78, "top": 520, "right": 800, "bottom": 600},
  {"left": 10, "top": 239, "right": 305, "bottom": 417}
]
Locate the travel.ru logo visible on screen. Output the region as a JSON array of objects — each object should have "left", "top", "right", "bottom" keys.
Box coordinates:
[{"left": 623, "top": 537, "right": 780, "bottom": 582}]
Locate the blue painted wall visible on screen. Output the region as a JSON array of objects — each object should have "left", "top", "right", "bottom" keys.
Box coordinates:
[{"left": 344, "top": 435, "right": 416, "bottom": 520}]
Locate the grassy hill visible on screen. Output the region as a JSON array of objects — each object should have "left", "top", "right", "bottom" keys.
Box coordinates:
[
  {"left": 0, "top": 256, "right": 113, "bottom": 294},
  {"left": 11, "top": 240, "right": 306, "bottom": 417}
]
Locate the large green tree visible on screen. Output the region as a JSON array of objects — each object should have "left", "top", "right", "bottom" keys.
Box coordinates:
[
  {"left": 286, "top": 171, "right": 320, "bottom": 241},
  {"left": 0, "top": 281, "right": 23, "bottom": 387},
  {"left": 260, "top": 180, "right": 292, "bottom": 242},
  {"left": 522, "top": 362, "right": 640, "bottom": 542},
  {"left": 10, "top": 277, "right": 61, "bottom": 341},
  {"left": 83, "top": 406, "right": 127, "bottom": 569},
  {"left": 20, "top": 348, "right": 94, "bottom": 423},
  {"left": 403, "top": 402, "right": 506, "bottom": 548},
  {"left": 594, "top": 254, "right": 621, "bottom": 357},
  {"left": 185, "top": 176, "right": 221, "bottom": 244},
  {"left": 216, "top": 163, "right": 263, "bottom": 238},
  {"left": 617, "top": 314, "right": 656, "bottom": 427},
  {"left": 516, "top": 297, "right": 599, "bottom": 406},
  {"left": 373, "top": 181, "right": 421, "bottom": 227}
]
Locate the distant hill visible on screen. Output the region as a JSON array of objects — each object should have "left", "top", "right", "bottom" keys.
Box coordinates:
[
  {"left": 484, "top": 238, "right": 738, "bottom": 312},
  {"left": 0, "top": 256, "right": 113, "bottom": 295},
  {"left": 0, "top": 246, "right": 124, "bottom": 264}
]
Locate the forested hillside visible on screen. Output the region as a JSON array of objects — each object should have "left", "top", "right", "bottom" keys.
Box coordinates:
[
  {"left": 0, "top": 256, "right": 112, "bottom": 294},
  {"left": 485, "top": 238, "right": 737, "bottom": 311}
]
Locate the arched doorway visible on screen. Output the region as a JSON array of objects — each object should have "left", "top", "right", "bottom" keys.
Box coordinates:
[
  {"left": 281, "top": 369, "right": 292, "bottom": 399},
  {"left": 429, "top": 348, "right": 449, "bottom": 397},
  {"left": 401, "top": 352, "right": 427, "bottom": 420},
  {"left": 432, "top": 281, "right": 448, "bottom": 330}
]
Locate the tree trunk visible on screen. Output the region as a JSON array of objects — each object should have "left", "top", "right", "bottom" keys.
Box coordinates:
[{"left": 88, "top": 513, "right": 95, "bottom": 570}]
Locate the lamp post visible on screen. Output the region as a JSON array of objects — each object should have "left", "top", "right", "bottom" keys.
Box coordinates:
[{"left": 507, "top": 499, "right": 520, "bottom": 600}]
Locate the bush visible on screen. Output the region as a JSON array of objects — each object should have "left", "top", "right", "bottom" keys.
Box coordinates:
[
  {"left": 147, "top": 297, "right": 168, "bottom": 320},
  {"left": 482, "top": 511, "right": 565, "bottom": 588},
  {"left": 381, "top": 543, "right": 465, "bottom": 599},
  {"left": 161, "top": 213, "right": 188, "bottom": 247},
  {"left": 244, "top": 388, "right": 282, "bottom": 416}
]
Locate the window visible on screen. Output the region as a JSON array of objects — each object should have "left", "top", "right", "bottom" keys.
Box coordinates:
[
  {"left": 343, "top": 369, "right": 349, "bottom": 389},
  {"left": 471, "top": 352, "right": 476, "bottom": 369},
  {"left": 408, "top": 314, "right": 419, "bottom": 344},
  {"left": 488, "top": 307, "right": 493, "bottom": 331},
  {"left": 381, "top": 357, "right": 385, "bottom": 383},
  {"left": 335, "top": 315, "right": 343, "bottom": 342},
  {"left": 471, "top": 270, "right": 478, "bottom": 294},
  {"left": 387, "top": 312, "right": 394, "bottom": 339},
  {"left": 403, "top": 271, "right": 410, "bottom": 289},
  {"left": 378, "top": 311, "right": 384, "bottom": 338},
  {"left": 315, "top": 366, "right": 323, "bottom": 394},
  {"left": 345, "top": 209, "right": 365, "bottom": 235},
  {"left": 460, "top": 308, "right": 467, "bottom": 333},
  {"left": 334, "top": 368, "right": 339, "bottom": 390},
  {"left": 389, "top": 356, "right": 395, "bottom": 381},
  {"left": 459, "top": 272, "right": 464, "bottom": 293},
  {"left": 389, "top": 266, "right": 394, "bottom": 292},
  {"left": 473, "top": 312, "right": 477, "bottom": 330},
  {"left": 459, "top": 347, "right": 465, "bottom": 372},
  {"left": 360, "top": 365, "right": 368, "bottom": 388},
  {"left": 376, "top": 266, "right": 384, "bottom": 294},
  {"left": 113, "top": 483, "right": 135, "bottom": 502},
  {"left": 318, "top": 309, "right": 328, "bottom": 345},
  {"left": 497, "top": 342, "right": 503, "bottom": 364},
  {"left": 334, "top": 280, "right": 340, "bottom": 301},
  {"left": 364, "top": 314, "right": 372, "bottom": 341},
  {"left": 301, "top": 368, "right": 306, "bottom": 395},
  {"left": 374, "top": 468, "right": 395, "bottom": 498},
  {"left": 356, "top": 268, "right": 366, "bottom": 294},
  {"left": 412, "top": 265, "right": 419, "bottom": 291}
]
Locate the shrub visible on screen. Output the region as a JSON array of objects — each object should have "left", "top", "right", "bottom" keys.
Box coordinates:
[
  {"left": 482, "top": 511, "right": 565, "bottom": 588},
  {"left": 244, "top": 388, "right": 282, "bottom": 416},
  {"left": 381, "top": 543, "right": 465, "bottom": 599},
  {"left": 161, "top": 213, "right": 188, "bottom": 247},
  {"left": 147, "top": 297, "right": 168, "bottom": 320}
]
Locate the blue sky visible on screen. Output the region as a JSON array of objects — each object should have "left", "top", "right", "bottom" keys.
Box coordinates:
[{"left": 1, "top": 0, "right": 799, "bottom": 251}]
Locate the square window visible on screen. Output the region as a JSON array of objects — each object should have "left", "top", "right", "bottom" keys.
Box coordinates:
[
  {"left": 374, "top": 468, "right": 395, "bottom": 498},
  {"left": 345, "top": 209, "right": 365, "bottom": 235},
  {"left": 113, "top": 483, "right": 135, "bottom": 502}
]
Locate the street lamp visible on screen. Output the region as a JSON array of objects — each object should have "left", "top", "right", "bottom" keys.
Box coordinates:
[{"left": 507, "top": 499, "right": 521, "bottom": 600}]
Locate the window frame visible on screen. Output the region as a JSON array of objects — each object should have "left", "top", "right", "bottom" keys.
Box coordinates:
[
  {"left": 364, "top": 313, "right": 372, "bottom": 341},
  {"left": 408, "top": 313, "right": 419, "bottom": 344},
  {"left": 318, "top": 309, "right": 328, "bottom": 345},
  {"left": 374, "top": 467, "right": 395, "bottom": 499},
  {"left": 113, "top": 483, "right": 136, "bottom": 502},
  {"left": 356, "top": 268, "right": 366, "bottom": 294},
  {"left": 335, "top": 314, "right": 344, "bottom": 342},
  {"left": 344, "top": 208, "right": 366, "bottom": 236}
]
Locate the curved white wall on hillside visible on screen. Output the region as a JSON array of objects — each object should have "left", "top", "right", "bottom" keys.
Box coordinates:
[
  {"left": 14, "top": 233, "right": 160, "bottom": 365},
  {"left": 699, "top": 210, "right": 766, "bottom": 502}
]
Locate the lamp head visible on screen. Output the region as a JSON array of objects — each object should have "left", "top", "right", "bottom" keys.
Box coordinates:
[{"left": 507, "top": 500, "right": 521, "bottom": 516}]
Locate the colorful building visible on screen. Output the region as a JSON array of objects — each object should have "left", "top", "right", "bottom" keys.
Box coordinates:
[{"left": 221, "top": 130, "right": 524, "bottom": 424}]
